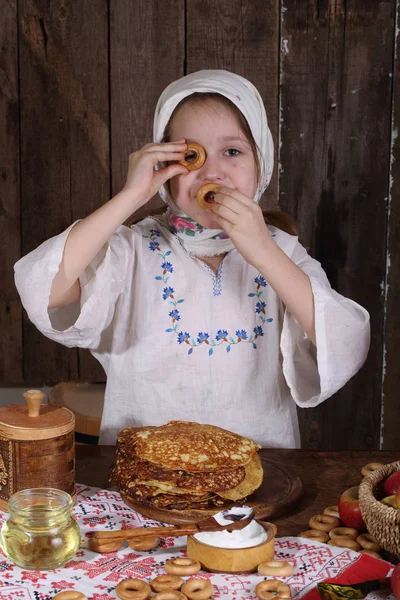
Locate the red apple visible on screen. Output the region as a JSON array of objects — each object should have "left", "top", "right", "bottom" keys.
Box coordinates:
[
  {"left": 338, "top": 486, "right": 366, "bottom": 531},
  {"left": 384, "top": 471, "right": 400, "bottom": 496},
  {"left": 391, "top": 563, "right": 400, "bottom": 599},
  {"left": 396, "top": 487, "right": 400, "bottom": 508}
]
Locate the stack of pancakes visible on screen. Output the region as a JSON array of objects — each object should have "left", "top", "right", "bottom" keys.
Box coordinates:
[{"left": 110, "top": 421, "right": 263, "bottom": 518}]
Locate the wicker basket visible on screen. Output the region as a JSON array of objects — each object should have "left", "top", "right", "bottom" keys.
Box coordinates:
[{"left": 359, "top": 460, "right": 400, "bottom": 557}]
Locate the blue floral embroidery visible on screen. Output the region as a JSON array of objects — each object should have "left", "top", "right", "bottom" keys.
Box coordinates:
[
  {"left": 201, "top": 261, "right": 223, "bottom": 297},
  {"left": 162, "top": 287, "right": 174, "bottom": 300},
  {"left": 216, "top": 329, "right": 228, "bottom": 340},
  {"left": 169, "top": 309, "right": 181, "bottom": 321},
  {"left": 161, "top": 261, "right": 173, "bottom": 273},
  {"left": 145, "top": 229, "right": 273, "bottom": 355}
]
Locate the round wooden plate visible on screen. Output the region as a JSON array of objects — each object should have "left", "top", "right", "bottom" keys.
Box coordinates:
[{"left": 121, "top": 454, "right": 303, "bottom": 524}]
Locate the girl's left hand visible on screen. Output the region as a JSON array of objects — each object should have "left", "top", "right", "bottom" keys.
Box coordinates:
[{"left": 211, "top": 187, "right": 273, "bottom": 268}]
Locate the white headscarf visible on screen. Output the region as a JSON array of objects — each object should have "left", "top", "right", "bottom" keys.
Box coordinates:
[{"left": 153, "top": 70, "right": 274, "bottom": 256}]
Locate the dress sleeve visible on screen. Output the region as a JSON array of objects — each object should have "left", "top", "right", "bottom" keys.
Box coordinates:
[
  {"left": 280, "top": 237, "right": 370, "bottom": 407},
  {"left": 14, "top": 221, "right": 128, "bottom": 350}
]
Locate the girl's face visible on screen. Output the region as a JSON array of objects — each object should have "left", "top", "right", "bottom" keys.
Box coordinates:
[{"left": 169, "top": 100, "right": 258, "bottom": 229}]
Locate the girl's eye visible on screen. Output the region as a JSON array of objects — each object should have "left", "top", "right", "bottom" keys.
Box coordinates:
[
  {"left": 184, "top": 150, "right": 198, "bottom": 163},
  {"left": 225, "top": 148, "right": 241, "bottom": 157}
]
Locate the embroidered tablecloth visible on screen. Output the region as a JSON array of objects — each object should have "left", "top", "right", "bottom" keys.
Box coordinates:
[{"left": 0, "top": 484, "right": 395, "bottom": 600}]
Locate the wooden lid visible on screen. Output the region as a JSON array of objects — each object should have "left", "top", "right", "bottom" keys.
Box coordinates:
[{"left": 0, "top": 390, "right": 75, "bottom": 441}]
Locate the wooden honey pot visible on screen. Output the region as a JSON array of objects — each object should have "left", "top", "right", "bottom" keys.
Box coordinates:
[{"left": 0, "top": 390, "right": 75, "bottom": 510}]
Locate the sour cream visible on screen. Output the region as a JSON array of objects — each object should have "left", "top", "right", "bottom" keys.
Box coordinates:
[{"left": 193, "top": 506, "right": 268, "bottom": 549}]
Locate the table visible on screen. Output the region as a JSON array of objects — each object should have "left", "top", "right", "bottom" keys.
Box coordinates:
[{"left": 75, "top": 446, "right": 399, "bottom": 537}]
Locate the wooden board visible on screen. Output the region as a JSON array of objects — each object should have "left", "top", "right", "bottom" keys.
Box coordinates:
[{"left": 121, "top": 454, "right": 303, "bottom": 525}]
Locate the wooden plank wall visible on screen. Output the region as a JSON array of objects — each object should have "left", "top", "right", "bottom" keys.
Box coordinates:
[
  {"left": 279, "top": 1, "right": 395, "bottom": 450},
  {"left": 0, "top": 0, "right": 398, "bottom": 450}
]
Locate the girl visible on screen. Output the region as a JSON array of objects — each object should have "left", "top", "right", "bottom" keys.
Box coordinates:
[{"left": 14, "top": 70, "right": 370, "bottom": 448}]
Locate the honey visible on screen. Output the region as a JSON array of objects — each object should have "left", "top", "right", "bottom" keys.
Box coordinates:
[{"left": 1, "top": 488, "right": 80, "bottom": 570}]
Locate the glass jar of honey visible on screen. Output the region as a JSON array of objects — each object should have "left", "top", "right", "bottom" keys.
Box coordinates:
[{"left": 0, "top": 488, "right": 80, "bottom": 570}]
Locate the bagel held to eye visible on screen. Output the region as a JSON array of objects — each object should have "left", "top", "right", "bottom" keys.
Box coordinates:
[
  {"left": 196, "top": 183, "right": 221, "bottom": 211},
  {"left": 255, "top": 579, "right": 291, "bottom": 600},
  {"left": 298, "top": 529, "right": 329, "bottom": 543},
  {"left": 309, "top": 514, "right": 340, "bottom": 533},
  {"left": 257, "top": 560, "right": 294, "bottom": 577},
  {"left": 164, "top": 557, "right": 201, "bottom": 576},
  {"left": 53, "top": 593, "right": 88, "bottom": 600},
  {"left": 151, "top": 574, "right": 184, "bottom": 592},
  {"left": 115, "top": 578, "right": 152, "bottom": 600},
  {"left": 179, "top": 142, "right": 206, "bottom": 171},
  {"left": 181, "top": 579, "right": 214, "bottom": 600}
]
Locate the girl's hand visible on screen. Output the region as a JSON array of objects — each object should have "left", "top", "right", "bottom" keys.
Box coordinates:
[
  {"left": 122, "top": 140, "right": 188, "bottom": 208},
  {"left": 212, "top": 187, "right": 316, "bottom": 344},
  {"left": 211, "top": 187, "right": 274, "bottom": 269}
]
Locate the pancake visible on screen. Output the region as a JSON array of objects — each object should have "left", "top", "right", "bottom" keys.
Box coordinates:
[
  {"left": 132, "top": 480, "right": 210, "bottom": 495},
  {"left": 216, "top": 453, "right": 263, "bottom": 500},
  {"left": 116, "top": 427, "right": 140, "bottom": 458},
  {"left": 127, "top": 421, "right": 260, "bottom": 472},
  {"left": 111, "top": 421, "right": 263, "bottom": 517},
  {"left": 152, "top": 496, "right": 228, "bottom": 510},
  {"left": 111, "top": 455, "right": 246, "bottom": 492},
  {"left": 124, "top": 482, "right": 213, "bottom": 505}
]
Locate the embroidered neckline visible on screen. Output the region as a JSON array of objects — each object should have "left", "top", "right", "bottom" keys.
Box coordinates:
[
  {"left": 199, "top": 260, "right": 224, "bottom": 297},
  {"left": 166, "top": 211, "right": 229, "bottom": 240},
  {"left": 144, "top": 228, "right": 273, "bottom": 355}
]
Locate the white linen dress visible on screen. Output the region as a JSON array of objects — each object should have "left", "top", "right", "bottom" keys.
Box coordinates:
[{"left": 14, "top": 218, "right": 370, "bottom": 447}]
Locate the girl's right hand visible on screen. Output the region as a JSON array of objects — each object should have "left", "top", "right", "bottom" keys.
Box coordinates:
[{"left": 122, "top": 139, "right": 189, "bottom": 208}]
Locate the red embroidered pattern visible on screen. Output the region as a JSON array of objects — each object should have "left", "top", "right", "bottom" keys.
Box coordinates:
[{"left": 0, "top": 484, "right": 393, "bottom": 600}]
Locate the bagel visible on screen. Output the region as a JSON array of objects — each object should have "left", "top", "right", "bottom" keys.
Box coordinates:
[
  {"left": 179, "top": 142, "right": 206, "bottom": 171},
  {"left": 151, "top": 575, "right": 183, "bottom": 592},
  {"left": 128, "top": 536, "right": 160, "bottom": 551},
  {"left": 181, "top": 579, "right": 214, "bottom": 600},
  {"left": 323, "top": 506, "right": 340, "bottom": 519},
  {"left": 298, "top": 529, "right": 329, "bottom": 544},
  {"left": 255, "top": 579, "right": 291, "bottom": 600},
  {"left": 361, "top": 462, "right": 385, "bottom": 478},
  {"left": 309, "top": 514, "right": 340, "bottom": 533},
  {"left": 165, "top": 557, "right": 201, "bottom": 576},
  {"left": 329, "top": 527, "right": 358, "bottom": 541},
  {"left": 88, "top": 536, "right": 122, "bottom": 553},
  {"left": 115, "top": 578, "right": 152, "bottom": 600},
  {"left": 257, "top": 560, "right": 294, "bottom": 577},
  {"left": 328, "top": 538, "right": 361, "bottom": 551},
  {"left": 152, "top": 592, "right": 187, "bottom": 600},
  {"left": 196, "top": 183, "right": 221, "bottom": 211},
  {"left": 356, "top": 533, "right": 381, "bottom": 553}
]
